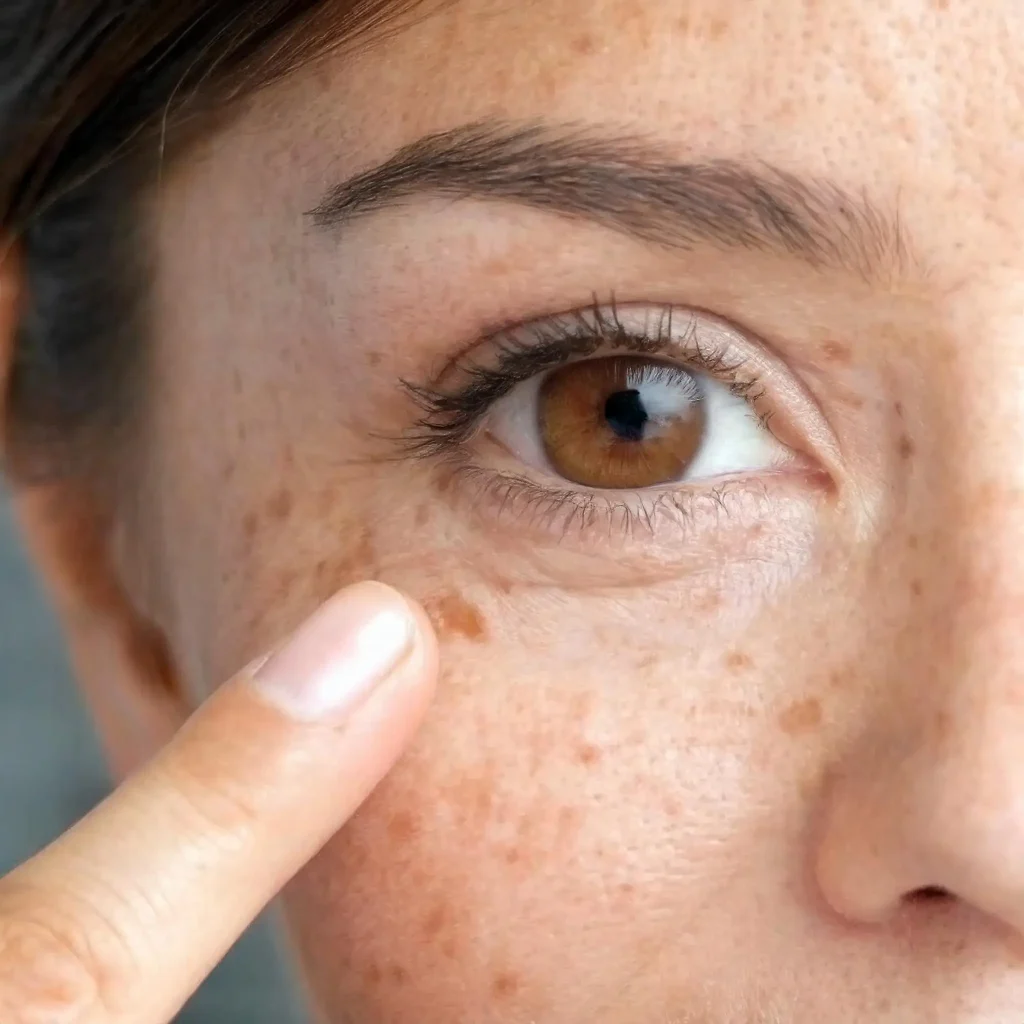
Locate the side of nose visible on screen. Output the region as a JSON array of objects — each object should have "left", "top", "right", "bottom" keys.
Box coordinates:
[{"left": 813, "top": 495, "right": 1024, "bottom": 940}]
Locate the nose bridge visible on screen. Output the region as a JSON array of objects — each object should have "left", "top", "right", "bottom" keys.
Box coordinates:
[
  {"left": 922, "top": 308, "right": 1024, "bottom": 681},
  {"left": 920, "top": 362, "right": 1024, "bottom": 798}
]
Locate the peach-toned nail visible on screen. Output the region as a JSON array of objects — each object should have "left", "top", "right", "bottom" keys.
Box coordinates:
[{"left": 250, "top": 582, "right": 414, "bottom": 721}]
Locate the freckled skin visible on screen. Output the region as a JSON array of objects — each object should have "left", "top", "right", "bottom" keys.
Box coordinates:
[
  {"left": 68, "top": 0, "right": 1024, "bottom": 1022},
  {"left": 422, "top": 592, "right": 488, "bottom": 642},
  {"left": 778, "top": 697, "right": 824, "bottom": 737}
]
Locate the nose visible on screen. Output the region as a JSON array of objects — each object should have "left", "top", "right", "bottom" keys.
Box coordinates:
[{"left": 814, "top": 494, "right": 1024, "bottom": 940}]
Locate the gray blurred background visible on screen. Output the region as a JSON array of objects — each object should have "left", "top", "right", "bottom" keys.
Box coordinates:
[{"left": 0, "top": 487, "right": 308, "bottom": 1023}]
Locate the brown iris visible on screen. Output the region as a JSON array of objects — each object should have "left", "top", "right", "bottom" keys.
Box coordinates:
[{"left": 539, "top": 356, "right": 706, "bottom": 488}]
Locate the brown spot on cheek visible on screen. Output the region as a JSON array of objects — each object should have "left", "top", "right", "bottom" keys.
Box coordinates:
[
  {"left": 575, "top": 743, "right": 602, "bottom": 767},
  {"left": 491, "top": 971, "right": 522, "bottom": 1000},
  {"left": 706, "top": 16, "right": 729, "bottom": 39},
  {"left": 314, "top": 529, "right": 379, "bottom": 597},
  {"left": 421, "top": 903, "right": 452, "bottom": 940},
  {"left": 778, "top": 697, "right": 823, "bottom": 736},
  {"left": 910, "top": 578, "right": 923, "bottom": 597},
  {"left": 267, "top": 488, "right": 293, "bottom": 521},
  {"left": 725, "top": 650, "right": 754, "bottom": 672},
  {"left": 387, "top": 810, "right": 420, "bottom": 843},
  {"left": 424, "top": 592, "right": 488, "bottom": 641},
  {"left": 571, "top": 32, "right": 595, "bottom": 55},
  {"left": 898, "top": 434, "right": 915, "bottom": 460},
  {"left": 822, "top": 340, "right": 852, "bottom": 364}
]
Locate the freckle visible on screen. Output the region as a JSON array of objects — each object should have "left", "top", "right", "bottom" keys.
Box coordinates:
[
  {"left": 822, "top": 340, "right": 851, "bottom": 364},
  {"left": 908, "top": 533, "right": 919, "bottom": 550},
  {"left": 662, "top": 797, "right": 680, "bottom": 818},
  {"left": 698, "top": 592, "right": 722, "bottom": 613},
  {"left": 898, "top": 434, "right": 915, "bottom": 460},
  {"left": 422, "top": 903, "right": 450, "bottom": 939},
  {"left": 707, "top": 17, "right": 729, "bottom": 39},
  {"left": 389, "top": 964, "right": 408, "bottom": 986},
  {"left": 441, "top": 938, "right": 458, "bottom": 959},
  {"left": 242, "top": 510, "right": 259, "bottom": 540},
  {"left": 828, "top": 669, "right": 850, "bottom": 690},
  {"left": 571, "top": 32, "right": 595, "bottom": 55},
  {"left": 415, "top": 504, "right": 430, "bottom": 527},
  {"left": 365, "top": 963, "right": 382, "bottom": 986},
  {"left": 222, "top": 458, "right": 236, "bottom": 482},
  {"left": 267, "top": 488, "right": 293, "bottom": 521},
  {"left": 618, "top": 881, "right": 636, "bottom": 896},
  {"left": 575, "top": 743, "right": 602, "bottom": 767},
  {"left": 504, "top": 847, "right": 521, "bottom": 865},
  {"left": 637, "top": 654, "right": 657, "bottom": 670},
  {"left": 894, "top": 401, "right": 904, "bottom": 419},
  {"left": 777, "top": 697, "right": 823, "bottom": 736},
  {"left": 424, "top": 592, "right": 488, "bottom": 642},
  {"left": 725, "top": 650, "right": 754, "bottom": 672},
  {"left": 910, "top": 578, "right": 923, "bottom": 597},
  {"left": 840, "top": 393, "right": 865, "bottom": 410},
  {"left": 387, "top": 810, "right": 419, "bottom": 842},
  {"left": 367, "top": 351, "right": 383, "bottom": 368},
  {"left": 492, "top": 971, "right": 521, "bottom": 1000}
]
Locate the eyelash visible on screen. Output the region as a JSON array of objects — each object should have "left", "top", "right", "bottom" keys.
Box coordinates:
[{"left": 400, "top": 295, "right": 771, "bottom": 463}]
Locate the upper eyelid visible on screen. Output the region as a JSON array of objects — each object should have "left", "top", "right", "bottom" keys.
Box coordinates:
[{"left": 398, "top": 300, "right": 766, "bottom": 457}]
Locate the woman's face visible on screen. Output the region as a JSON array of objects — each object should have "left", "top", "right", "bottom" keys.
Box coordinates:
[{"left": 99, "top": 0, "right": 1024, "bottom": 1019}]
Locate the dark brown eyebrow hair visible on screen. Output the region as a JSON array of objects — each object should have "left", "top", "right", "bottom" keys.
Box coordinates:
[{"left": 307, "top": 120, "right": 913, "bottom": 282}]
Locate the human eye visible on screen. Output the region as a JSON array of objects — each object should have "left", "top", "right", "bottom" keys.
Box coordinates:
[{"left": 399, "top": 298, "right": 829, "bottom": 548}]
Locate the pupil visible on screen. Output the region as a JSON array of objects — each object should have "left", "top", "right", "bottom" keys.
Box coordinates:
[{"left": 603, "top": 389, "right": 649, "bottom": 442}]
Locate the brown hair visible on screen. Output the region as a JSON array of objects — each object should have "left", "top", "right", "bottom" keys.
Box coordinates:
[{"left": 0, "top": 0, "right": 421, "bottom": 483}]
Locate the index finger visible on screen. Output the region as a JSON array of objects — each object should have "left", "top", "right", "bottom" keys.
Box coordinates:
[{"left": 0, "top": 581, "right": 438, "bottom": 1024}]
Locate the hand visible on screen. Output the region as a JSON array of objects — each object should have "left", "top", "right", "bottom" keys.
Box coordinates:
[{"left": 0, "top": 582, "right": 438, "bottom": 1023}]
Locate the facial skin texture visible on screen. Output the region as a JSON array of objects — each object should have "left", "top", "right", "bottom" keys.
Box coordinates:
[{"left": 31, "top": 0, "right": 1024, "bottom": 1020}]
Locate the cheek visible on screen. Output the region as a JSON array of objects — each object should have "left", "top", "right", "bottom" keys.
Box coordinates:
[
  {"left": 201, "top": 473, "right": 880, "bottom": 1022},
  {"left": 276, "top": 630, "right": 843, "bottom": 1024},
  {"left": 279, "top": 647, "right": 682, "bottom": 1023}
]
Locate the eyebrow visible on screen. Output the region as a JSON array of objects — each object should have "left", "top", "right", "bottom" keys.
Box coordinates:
[{"left": 308, "top": 120, "right": 911, "bottom": 283}]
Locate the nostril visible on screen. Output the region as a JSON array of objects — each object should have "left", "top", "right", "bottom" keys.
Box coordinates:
[{"left": 906, "top": 886, "right": 952, "bottom": 904}]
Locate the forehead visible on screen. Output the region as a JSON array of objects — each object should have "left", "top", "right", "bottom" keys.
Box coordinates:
[{"left": 196, "top": 0, "right": 1024, "bottom": 277}]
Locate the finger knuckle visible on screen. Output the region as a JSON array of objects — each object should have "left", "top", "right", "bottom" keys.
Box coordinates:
[
  {"left": 0, "top": 913, "right": 109, "bottom": 1022},
  {"left": 163, "top": 758, "right": 266, "bottom": 841}
]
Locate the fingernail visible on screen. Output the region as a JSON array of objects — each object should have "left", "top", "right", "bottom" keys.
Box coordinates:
[{"left": 250, "top": 582, "right": 415, "bottom": 721}]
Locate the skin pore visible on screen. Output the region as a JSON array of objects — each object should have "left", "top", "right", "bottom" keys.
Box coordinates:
[{"left": 17, "top": 0, "right": 1024, "bottom": 1021}]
